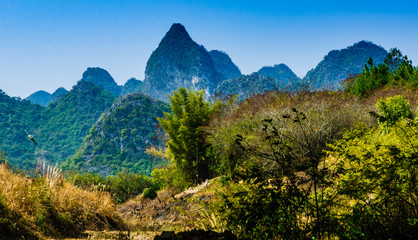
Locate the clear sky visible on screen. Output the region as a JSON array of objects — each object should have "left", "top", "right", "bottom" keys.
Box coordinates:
[{"left": 1, "top": 0, "right": 418, "bottom": 98}]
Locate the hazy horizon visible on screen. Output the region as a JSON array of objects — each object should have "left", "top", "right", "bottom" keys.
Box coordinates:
[{"left": 1, "top": 0, "right": 418, "bottom": 98}]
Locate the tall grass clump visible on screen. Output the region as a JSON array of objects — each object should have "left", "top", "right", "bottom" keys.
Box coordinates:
[{"left": 0, "top": 159, "right": 126, "bottom": 239}]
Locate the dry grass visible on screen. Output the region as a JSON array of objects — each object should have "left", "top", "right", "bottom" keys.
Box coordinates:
[
  {"left": 0, "top": 163, "right": 126, "bottom": 239},
  {"left": 118, "top": 178, "right": 222, "bottom": 233}
]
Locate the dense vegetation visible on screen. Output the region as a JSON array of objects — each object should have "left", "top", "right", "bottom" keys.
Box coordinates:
[
  {"left": 35, "top": 81, "right": 115, "bottom": 166},
  {"left": 152, "top": 80, "right": 417, "bottom": 238},
  {"left": 64, "top": 93, "right": 169, "bottom": 176},
  {"left": 306, "top": 40, "right": 388, "bottom": 89},
  {"left": 154, "top": 88, "right": 221, "bottom": 188},
  {"left": 0, "top": 81, "right": 115, "bottom": 170},
  {"left": 0, "top": 91, "right": 44, "bottom": 169},
  {"left": 344, "top": 48, "right": 418, "bottom": 96}
]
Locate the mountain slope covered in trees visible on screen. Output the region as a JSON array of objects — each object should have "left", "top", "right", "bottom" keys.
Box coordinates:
[
  {"left": 64, "top": 93, "right": 169, "bottom": 176},
  {"left": 305, "top": 40, "right": 388, "bottom": 89}
]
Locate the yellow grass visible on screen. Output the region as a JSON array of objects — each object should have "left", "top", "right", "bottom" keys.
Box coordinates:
[{"left": 0, "top": 163, "right": 126, "bottom": 238}]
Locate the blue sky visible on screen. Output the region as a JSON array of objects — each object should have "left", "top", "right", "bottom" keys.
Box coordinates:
[{"left": 1, "top": 0, "right": 418, "bottom": 98}]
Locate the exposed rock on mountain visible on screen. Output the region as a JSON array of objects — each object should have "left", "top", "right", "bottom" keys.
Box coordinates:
[
  {"left": 81, "top": 67, "right": 122, "bottom": 96},
  {"left": 305, "top": 40, "right": 388, "bottom": 89},
  {"left": 209, "top": 50, "right": 241, "bottom": 80},
  {"left": 64, "top": 93, "right": 169, "bottom": 176},
  {"left": 25, "top": 90, "right": 51, "bottom": 107},
  {"left": 141, "top": 23, "right": 220, "bottom": 101}
]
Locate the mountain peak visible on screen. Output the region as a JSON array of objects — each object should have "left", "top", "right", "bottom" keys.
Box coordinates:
[
  {"left": 159, "top": 23, "right": 195, "bottom": 48},
  {"left": 81, "top": 67, "right": 121, "bottom": 96},
  {"left": 142, "top": 23, "right": 219, "bottom": 101}
]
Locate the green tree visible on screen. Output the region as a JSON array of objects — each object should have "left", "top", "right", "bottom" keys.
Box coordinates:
[{"left": 158, "top": 88, "right": 220, "bottom": 185}]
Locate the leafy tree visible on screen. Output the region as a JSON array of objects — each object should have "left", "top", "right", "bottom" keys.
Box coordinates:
[{"left": 158, "top": 87, "right": 220, "bottom": 185}]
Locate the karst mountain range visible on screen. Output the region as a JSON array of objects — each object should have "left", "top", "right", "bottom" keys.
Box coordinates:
[{"left": 2, "top": 23, "right": 390, "bottom": 174}]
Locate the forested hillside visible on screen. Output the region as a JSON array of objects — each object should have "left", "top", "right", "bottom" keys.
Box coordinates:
[
  {"left": 306, "top": 40, "right": 388, "bottom": 89},
  {"left": 64, "top": 93, "right": 169, "bottom": 176}
]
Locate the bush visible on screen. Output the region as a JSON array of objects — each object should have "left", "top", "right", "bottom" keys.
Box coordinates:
[{"left": 142, "top": 187, "right": 158, "bottom": 200}]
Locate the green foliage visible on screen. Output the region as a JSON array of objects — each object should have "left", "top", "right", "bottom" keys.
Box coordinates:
[
  {"left": 64, "top": 93, "right": 169, "bottom": 176},
  {"left": 375, "top": 95, "right": 413, "bottom": 125},
  {"left": 329, "top": 97, "right": 418, "bottom": 239},
  {"left": 306, "top": 40, "right": 388, "bottom": 89},
  {"left": 158, "top": 88, "right": 221, "bottom": 186},
  {"left": 0, "top": 90, "right": 44, "bottom": 169},
  {"left": 142, "top": 187, "right": 158, "bottom": 200},
  {"left": 70, "top": 171, "right": 158, "bottom": 203},
  {"left": 37, "top": 81, "right": 115, "bottom": 166},
  {"left": 150, "top": 164, "right": 190, "bottom": 193},
  {"left": 215, "top": 180, "right": 306, "bottom": 239},
  {"left": 345, "top": 48, "right": 418, "bottom": 96},
  {"left": 208, "top": 93, "right": 369, "bottom": 239},
  {"left": 106, "top": 172, "right": 156, "bottom": 203}
]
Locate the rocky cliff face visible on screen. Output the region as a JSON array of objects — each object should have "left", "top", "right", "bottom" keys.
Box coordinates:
[
  {"left": 141, "top": 23, "right": 221, "bottom": 101},
  {"left": 81, "top": 67, "right": 122, "bottom": 96},
  {"left": 305, "top": 40, "right": 388, "bottom": 89}
]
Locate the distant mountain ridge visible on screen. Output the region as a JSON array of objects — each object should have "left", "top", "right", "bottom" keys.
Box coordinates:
[
  {"left": 215, "top": 63, "right": 301, "bottom": 100},
  {"left": 26, "top": 90, "right": 52, "bottom": 107},
  {"left": 81, "top": 67, "right": 122, "bottom": 96},
  {"left": 257, "top": 63, "right": 301, "bottom": 89},
  {"left": 305, "top": 40, "right": 388, "bottom": 89}
]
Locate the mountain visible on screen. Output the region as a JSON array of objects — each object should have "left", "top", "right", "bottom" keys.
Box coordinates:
[
  {"left": 35, "top": 81, "right": 115, "bottom": 165},
  {"left": 305, "top": 40, "right": 388, "bottom": 89},
  {"left": 64, "top": 93, "right": 170, "bottom": 176},
  {"left": 25, "top": 90, "right": 51, "bottom": 107},
  {"left": 121, "top": 78, "right": 142, "bottom": 95},
  {"left": 81, "top": 67, "right": 122, "bottom": 96},
  {"left": 257, "top": 64, "right": 301, "bottom": 88},
  {"left": 141, "top": 23, "right": 220, "bottom": 101},
  {"left": 50, "top": 87, "right": 68, "bottom": 103},
  {"left": 209, "top": 50, "right": 241, "bottom": 80},
  {"left": 0, "top": 90, "right": 44, "bottom": 169},
  {"left": 214, "top": 72, "right": 277, "bottom": 101}
]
